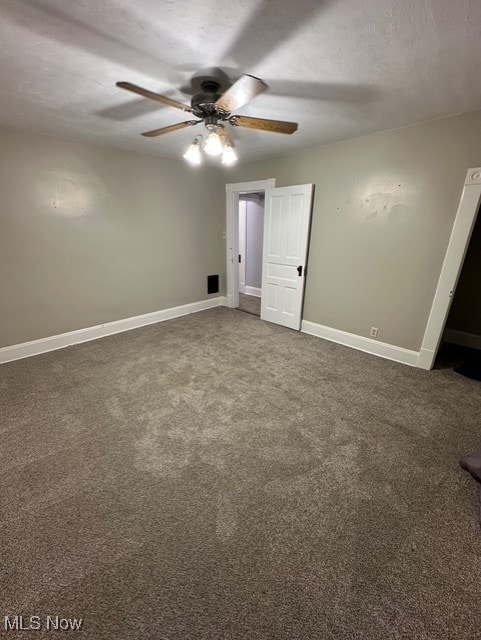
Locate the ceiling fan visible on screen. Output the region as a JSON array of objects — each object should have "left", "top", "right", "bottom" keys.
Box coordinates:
[{"left": 116, "top": 74, "right": 298, "bottom": 165}]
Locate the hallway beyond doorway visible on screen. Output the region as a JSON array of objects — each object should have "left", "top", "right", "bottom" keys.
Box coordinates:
[{"left": 238, "top": 293, "right": 260, "bottom": 316}]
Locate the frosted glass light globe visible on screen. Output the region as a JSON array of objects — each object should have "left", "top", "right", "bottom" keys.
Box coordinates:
[{"left": 204, "top": 130, "right": 224, "bottom": 156}]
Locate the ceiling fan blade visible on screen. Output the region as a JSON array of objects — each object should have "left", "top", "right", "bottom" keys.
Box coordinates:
[
  {"left": 116, "top": 82, "right": 193, "bottom": 113},
  {"left": 141, "top": 120, "right": 200, "bottom": 137},
  {"left": 229, "top": 115, "right": 298, "bottom": 134},
  {"left": 215, "top": 75, "right": 267, "bottom": 113}
]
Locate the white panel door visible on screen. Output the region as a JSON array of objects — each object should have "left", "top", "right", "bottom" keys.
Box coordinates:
[{"left": 260, "top": 184, "right": 313, "bottom": 330}]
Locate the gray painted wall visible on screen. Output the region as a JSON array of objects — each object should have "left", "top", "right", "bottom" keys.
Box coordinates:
[
  {"left": 446, "top": 207, "right": 481, "bottom": 336},
  {"left": 241, "top": 194, "right": 264, "bottom": 289},
  {"left": 4, "top": 109, "right": 481, "bottom": 355},
  {"left": 0, "top": 127, "right": 225, "bottom": 348},
  {"left": 228, "top": 110, "right": 481, "bottom": 352}
]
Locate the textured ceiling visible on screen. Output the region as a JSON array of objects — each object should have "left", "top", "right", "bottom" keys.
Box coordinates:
[{"left": 1, "top": 0, "right": 480, "bottom": 163}]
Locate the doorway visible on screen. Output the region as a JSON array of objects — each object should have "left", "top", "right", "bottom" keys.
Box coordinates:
[
  {"left": 419, "top": 167, "right": 481, "bottom": 369},
  {"left": 238, "top": 193, "right": 264, "bottom": 316},
  {"left": 225, "top": 179, "right": 275, "bottom": 311},
  {"left": 226, "top": 180, "right": 314, "bottom": 331},
  {"left": 434, "top": 207, "right": 481, "bottom": 375}
]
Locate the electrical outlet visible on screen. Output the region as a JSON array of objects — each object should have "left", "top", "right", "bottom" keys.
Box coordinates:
[{"left": 370, "top": 327, "right": 378, "bottom": 338}]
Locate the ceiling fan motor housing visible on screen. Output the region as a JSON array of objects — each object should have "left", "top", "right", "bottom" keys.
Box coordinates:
[{"left": 191, "top": 80, "right": 230, "bottom": 119}]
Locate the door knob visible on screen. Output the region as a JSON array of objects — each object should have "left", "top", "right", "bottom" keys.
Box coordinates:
[{"left": 297, "top": 265, "right": 303, "bottom": 276}]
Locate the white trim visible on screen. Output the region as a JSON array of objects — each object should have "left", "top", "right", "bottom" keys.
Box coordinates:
[
  {"left": 419, "top": 167, "right": 481, "bottom": 370},
  {"left": 226, "top": 179, "right": 276, "bottom": 193},
  {"left": 0, "top": 297, "right": 227, "bottom": 365},
  {"left": 301, "top": 320, "right": 419, "bottom": 367},
  {"left": 244, "top": 286, "right": 262, "bottom": 298},
  {"left": 239, "top": 199, "right": 246, "bottom": 294},
  {"left": 443, "top": 328, "right": 481, "bottom": 351},
  {"left": 417, "top": 349, "right": 435, "bottom": 370},
  {"left": 226, "top": 179, "right": 275, "bottom": 309}
]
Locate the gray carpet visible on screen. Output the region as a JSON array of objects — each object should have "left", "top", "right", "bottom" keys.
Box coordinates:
[
  {"left": 1, "top": 307, "right": 481, "bottom": 639},
  {"left": 238, "top": 293, "right": 261, "bottom": 316}
]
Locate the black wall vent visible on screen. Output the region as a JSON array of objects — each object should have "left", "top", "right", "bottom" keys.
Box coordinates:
[{"left": 207, "top": 275, "right": 219, "bottom": 294}]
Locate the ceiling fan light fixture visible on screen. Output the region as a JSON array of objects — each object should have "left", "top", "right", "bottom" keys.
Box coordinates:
[
  {"left": 203, "top": 128, "right": 224, "bottom": 156},
  {"left": 183, "top": 137, "right": 202, "bottom": 165},
  {"left": 222, "top": 144, "right": 238, "bottom": 166}
]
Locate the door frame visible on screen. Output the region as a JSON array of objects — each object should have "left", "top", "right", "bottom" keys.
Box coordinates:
[
  {"left": 418, "top": 167, "right": 481, "bottom": 369},
  {"left": 225, "top": 179, "right": 275, "bottom": 308},
  {"left": 238, "top": 200, "right": 246, "bottom": 294}
]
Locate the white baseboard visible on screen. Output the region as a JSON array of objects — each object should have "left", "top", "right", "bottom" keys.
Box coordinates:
[
  {"left": 417, "top": 348, "right": 436, "bottom": 370},
  {"left": 0, "top": 296, "right": 227, "bottom": 365},
  {"left": 244, "top": 286, "right": 262, "bottom": 298},
  {"left": 301, "top": 320, "right": 420, "bottom": 368},
  {"left": 443, "top": 328, "right": 481, "bottom": 351}
]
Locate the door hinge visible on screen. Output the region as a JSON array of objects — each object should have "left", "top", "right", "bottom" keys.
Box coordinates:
[
  {"left": 238, "top": 254, "right": 242, "bottom": 263},
  {"left": 297, "top": 265, "right": 303, "bottom": 276}
]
